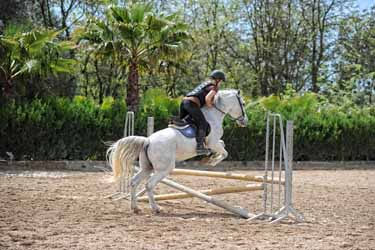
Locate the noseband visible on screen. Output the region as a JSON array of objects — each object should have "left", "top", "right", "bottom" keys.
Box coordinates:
[{"left": 214, "top": 94, "right": 246, "bottom": 122}]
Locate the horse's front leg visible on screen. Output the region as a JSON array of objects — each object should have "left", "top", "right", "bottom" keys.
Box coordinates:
[{"left": 206, "top": 140, "right": 228, "bottom": 167}]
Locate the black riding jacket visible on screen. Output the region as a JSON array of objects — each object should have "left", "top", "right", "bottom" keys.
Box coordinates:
[{"left": 186, "top": 81, "right": 215, "bottom": 107}]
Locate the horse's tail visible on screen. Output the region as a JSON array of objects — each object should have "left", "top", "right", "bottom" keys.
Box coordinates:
[{"left": 106, "top": 136, "right": 149, "bottom": 183}]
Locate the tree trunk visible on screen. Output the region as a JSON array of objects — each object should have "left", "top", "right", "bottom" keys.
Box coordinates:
[
  {"left": 311, "top": 0, "right": 319, "bottom": 93},
  {"left": 311, "top": 40, "right": 319, "bottom": 93},
  {"left": 94, "top": 60, "right": 104, "bottom": 104},
  {"left": 126, "top": 61, "right": 139, "bottom": 112}
]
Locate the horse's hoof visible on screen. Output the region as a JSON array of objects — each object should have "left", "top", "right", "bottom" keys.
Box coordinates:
[
  {"left": 199, "top": 157, "right": 211, "bottom": 164},
  {"left": 208, "top": 161, "right": 217, "bottom": 167},
  {"left": 151, "top": 206, "right": 162, "bottom": 214}
]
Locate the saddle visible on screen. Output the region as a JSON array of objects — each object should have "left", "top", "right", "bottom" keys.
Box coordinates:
[{"left": 168, "top": 116, "right": 210, "bottom": 138}]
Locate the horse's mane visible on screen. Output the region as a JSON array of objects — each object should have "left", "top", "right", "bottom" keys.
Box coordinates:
[{"left": 217, "top": 89, "right": 238, "bottom": 96}]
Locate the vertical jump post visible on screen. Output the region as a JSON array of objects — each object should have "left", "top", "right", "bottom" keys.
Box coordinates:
[
  {"left": 147, "top": 117, "right": 154, "bottom": 136},
  {"left": 106, "top": 111, "right": 135, "bottom": 200},
  {"left": 249, "top": 112, "right": 304, "bottom": 223}
]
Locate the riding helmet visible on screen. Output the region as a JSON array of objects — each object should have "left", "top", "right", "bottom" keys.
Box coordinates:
[{"left": 209, "top": 70, "right": 226, "bottom": 81}]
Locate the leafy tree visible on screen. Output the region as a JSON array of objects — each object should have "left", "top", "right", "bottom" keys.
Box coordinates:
[
  {"left": 301, "top": 0, "right": 352, "bottom": 93},
  {"left": 0, "top": 0, "right": 31, "bottom": 29},
  {"left": 1, "top": 0, "right": 373, "bottom": 110},
  {"left": 79, "top": 3, "right": 190, "bottom": 111},
  {"left": 223, "top": 0, "right": 310, "bottom": 95},
  {"left": 333, "top": 8, "right": 375, "bottom": 105}
]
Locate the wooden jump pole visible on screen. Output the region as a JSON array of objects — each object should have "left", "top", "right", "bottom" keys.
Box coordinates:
[
  {"left": 137, "top": 183, "right": 264, "bottom": 202},
  {"left": 126, "top": 166, "right": 256, "bottom": 218},
  {"left": 158, "top": 177, "right": 256, "bottom": 218},
  {"left": 171, "top": 169, "right": 285, "bottom": 185}
]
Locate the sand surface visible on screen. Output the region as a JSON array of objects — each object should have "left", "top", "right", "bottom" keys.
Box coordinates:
[{"left": 1, "top": 169, "right": 374, "bottom": 250}]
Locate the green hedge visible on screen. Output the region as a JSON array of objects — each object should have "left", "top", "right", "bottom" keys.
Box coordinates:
[{"left": 1, "top": 90, "right": 374, "bottom": 161}]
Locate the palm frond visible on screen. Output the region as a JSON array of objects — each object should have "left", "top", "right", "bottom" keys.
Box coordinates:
[
  {"left": 15, "top": 59, "right": 40, "bottom": 76},
  {"left": 109, "top": 6, "right": 130, "bottom": 23}
]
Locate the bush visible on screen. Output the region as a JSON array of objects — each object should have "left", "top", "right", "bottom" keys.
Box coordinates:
[
  {"left": 0, "top": 97, "right": 126, "bottom": 160},
  {"left": 1, "top": 90, "right": 374, "bottom": 161}
]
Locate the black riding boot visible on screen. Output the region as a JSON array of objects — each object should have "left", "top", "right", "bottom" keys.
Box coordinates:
[{"left": 196, "top": 130, "right": 211, "bottom": 155}]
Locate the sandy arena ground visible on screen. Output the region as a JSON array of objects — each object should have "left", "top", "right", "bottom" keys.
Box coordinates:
[{"left": 0, "top": 169, "right": 374, "bottom": 250}]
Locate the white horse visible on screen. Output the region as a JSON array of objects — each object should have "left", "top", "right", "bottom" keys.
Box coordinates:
[{"left": 107, "top": 89, "right": 248, "bottom": 213}]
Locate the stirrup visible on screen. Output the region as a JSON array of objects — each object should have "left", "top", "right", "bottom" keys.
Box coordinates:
[{"left": 196, "top": 147, "right": 211, "bottom": 156}]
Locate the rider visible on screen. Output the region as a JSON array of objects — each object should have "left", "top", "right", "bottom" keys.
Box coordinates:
[{"left": 180, "top": 70, "right": 226, "bottom": 155}]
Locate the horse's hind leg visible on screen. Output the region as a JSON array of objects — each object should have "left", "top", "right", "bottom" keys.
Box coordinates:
[
  {"left": 130, "top": 151, "right": 152, "bottom": 213},
  {"left": 130, "top": 168, "right": 151, "bottom": 213},
  {"left": 145, "top": 169, "right": 171, "bottom": 213},
  {"left": 145, "top": 142, "right": 176, "bottom": 213}
]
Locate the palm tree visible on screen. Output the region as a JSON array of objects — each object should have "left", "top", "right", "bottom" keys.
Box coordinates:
[
  {"left": 81, "top": 3, "right": 190, "bottom": 111},
  {"left": 0, "top": 26, "right": 76, "bottom": 101}
]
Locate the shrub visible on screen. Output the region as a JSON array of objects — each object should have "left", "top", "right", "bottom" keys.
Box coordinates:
[{"left": 1, "top": 90, "right": 374, "bottom": 161}]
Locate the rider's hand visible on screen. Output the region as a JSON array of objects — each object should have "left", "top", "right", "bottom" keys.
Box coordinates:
[{"left": 212, "top": 81, "right": 220, "bottom": 92}]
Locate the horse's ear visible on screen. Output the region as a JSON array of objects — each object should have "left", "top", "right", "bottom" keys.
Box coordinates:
[{"left": 237, "top": 90, "right": 241, "bottom": 95}]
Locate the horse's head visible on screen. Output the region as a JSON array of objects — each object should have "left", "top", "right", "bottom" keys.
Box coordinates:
[{"left": 215, "top": 89, "right": 248, "bottom": 127}]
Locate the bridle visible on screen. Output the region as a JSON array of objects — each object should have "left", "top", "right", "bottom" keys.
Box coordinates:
[{"left": 214, "top": 94, "right": 246, "bottom": 123}]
